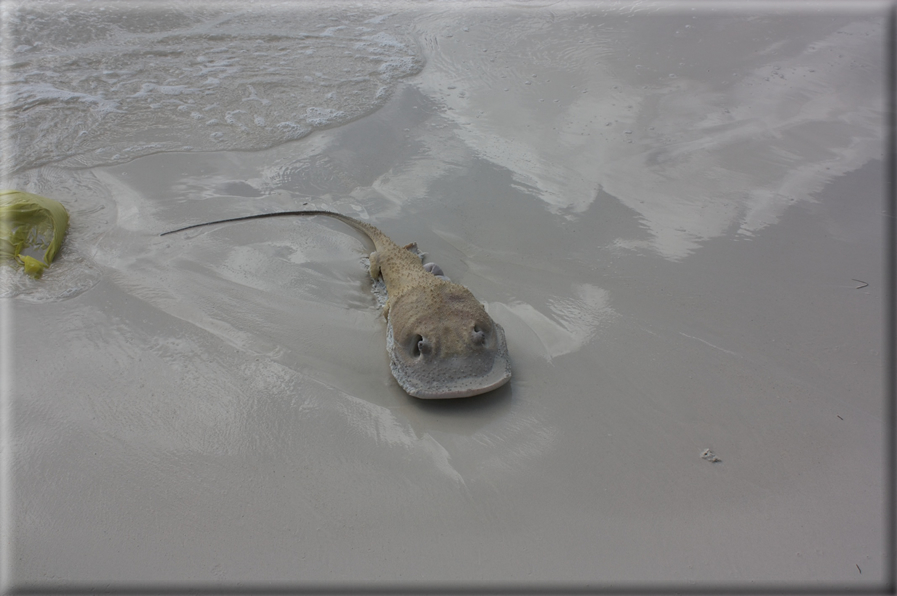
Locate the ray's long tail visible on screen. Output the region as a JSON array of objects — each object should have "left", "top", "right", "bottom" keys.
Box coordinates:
[{"left": 160, "top": 210, "right": 390, "bottom": 250}]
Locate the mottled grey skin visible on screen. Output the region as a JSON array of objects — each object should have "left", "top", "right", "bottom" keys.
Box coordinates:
[{"left": 162, "top": 211, "right": 511, "bottom": 398}]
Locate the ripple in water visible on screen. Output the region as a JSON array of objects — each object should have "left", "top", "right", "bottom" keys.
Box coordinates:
[{"left": 2, "top": 2, "right": 424, "bottom": 173}]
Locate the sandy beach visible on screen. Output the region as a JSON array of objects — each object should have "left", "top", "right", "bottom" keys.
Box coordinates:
[{"left": 1, "top": 1, "right": 890, "bottom": 590}]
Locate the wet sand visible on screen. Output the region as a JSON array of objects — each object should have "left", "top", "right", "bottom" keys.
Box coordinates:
[{"left": 1, "top": 2, "right": 889, "bottom": 589}]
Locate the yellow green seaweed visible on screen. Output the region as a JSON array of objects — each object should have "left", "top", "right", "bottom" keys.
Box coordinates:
[{"left": 0, "top": 190, "right": 69, "bottom": 279}]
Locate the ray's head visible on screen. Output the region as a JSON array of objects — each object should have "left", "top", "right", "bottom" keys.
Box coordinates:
[{"left": 386, "top": 282, "right": 511, "bottom": 399}]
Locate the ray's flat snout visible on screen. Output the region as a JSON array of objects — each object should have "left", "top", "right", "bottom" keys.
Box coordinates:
[
  {"left": 385, "top": 282, "right": 512, "bottom": 398},
  {"left": 387, "top": 319, "right": 511, "bottom": 398}
]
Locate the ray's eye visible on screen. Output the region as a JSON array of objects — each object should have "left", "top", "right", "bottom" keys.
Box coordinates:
[
  {"left": 411, "top": 334, "right": 430, "bottom": 357},
  {"left": 472, "top": 324, "right": 487, "bottom": 345}
]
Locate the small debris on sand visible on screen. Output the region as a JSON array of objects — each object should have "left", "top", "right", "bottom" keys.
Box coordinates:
[{"left": 701, "top": 448, "right": 721, "bottom": 463}]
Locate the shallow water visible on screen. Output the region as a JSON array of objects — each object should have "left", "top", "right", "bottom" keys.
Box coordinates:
[
  {"left": 2, "top": 1, "right": 422, "bottom": 172},
  {"left": 2, "top": 1, "right": 888, "bottom": 587}
]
